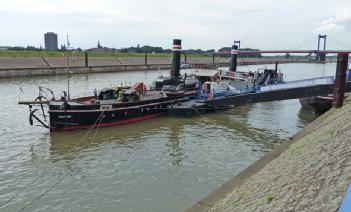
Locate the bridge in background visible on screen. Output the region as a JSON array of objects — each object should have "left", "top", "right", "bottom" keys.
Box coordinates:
[
  {"left": 208, "top": 34, "right": 351, "bottom": 108},
  {"left": 216, "top": 34, "right": 351, "bottom": 63}
]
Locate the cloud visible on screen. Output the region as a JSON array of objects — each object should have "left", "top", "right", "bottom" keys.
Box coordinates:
[
  {"left": 317, "top": 8, "right": 351, "bottom": 32},
  {"left": 0, "top": 0, "right": 351, "bottom": 50}
]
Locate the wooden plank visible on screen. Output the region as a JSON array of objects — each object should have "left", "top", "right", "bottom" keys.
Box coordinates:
[{"left": 18, "top": 100, "right": 50, "bottom": 105}]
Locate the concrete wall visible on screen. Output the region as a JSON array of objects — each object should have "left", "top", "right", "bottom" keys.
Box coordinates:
[
  {"left": 0, "top": 64, "right": 172, "bottom": 78},
  {"left": 45, "top": 57, "right": 85, "bottom": 67},
  {"left": 0, "top": 56, "right": 321, "bottom": 78},
  {"left": 0, "top": 57, "right": 48, "bottom": 69}
]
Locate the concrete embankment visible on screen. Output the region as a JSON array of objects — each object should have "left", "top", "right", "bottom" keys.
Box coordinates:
[
  {"left": 187, "top": 99, "right": 351, "bottom": 212},
  {"left": 0, "top": 56, "right": 319, "bottom": 78}
]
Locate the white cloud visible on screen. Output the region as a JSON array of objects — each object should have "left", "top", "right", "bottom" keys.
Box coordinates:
[
  {"left": 317, "top": 8, "right": 351, "bottom": 32},
  {"left": 335, "top": 8, "right": 351, "bottom": 23},
  {"left": 0, "top": 0, "right": 350, "bottom": 50}
]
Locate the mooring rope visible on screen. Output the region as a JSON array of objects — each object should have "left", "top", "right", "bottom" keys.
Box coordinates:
[
  {"left": 17, "top": 112, "right": 106, "bottom": 211},
  {"left": 16, "top": 173, "right": 68, "bottom": 212},
  {"left": 91, "top": 111, "right": 104, "bottom": 141},
  {"left": 191, "top": 106, "right": 207, "bottom": 118},
  {"left": 1, "top": 111, "right": 105, "bottom": 210},
  {"left": 0, "top": 165, "right": 55, "bottom": 209},
  {"left": 2, "top": 103, "right": 227, "bottom": 210},
  {"left": 74, "top": 111, "right": 105, "bottom": 145}
]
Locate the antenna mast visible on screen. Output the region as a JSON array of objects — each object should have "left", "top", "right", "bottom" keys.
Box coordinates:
[{"left": 66, "top": 35, "right": 70, "bottom": 100}]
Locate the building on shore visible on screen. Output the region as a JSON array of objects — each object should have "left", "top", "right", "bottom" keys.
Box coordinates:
[
  {"left": 44, "top": 32, "right": 58, "bottom": 51},
  {"left": 89, "top": 47, "right": 115, "bottom": 53},
  {"left": 0, "top": 46, "right": 10, "bottom": 51},
  {"left": 88, "top": 41, "right": 115, "bottom": 53}
]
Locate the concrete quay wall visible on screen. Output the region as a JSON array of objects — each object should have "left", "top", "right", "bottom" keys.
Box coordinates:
[
  {"left": 0, "top": 64, "right": 171, "bottom": 78},
  {"left": 0, "top": 57, "right": 323, "bottom": 78},
  {"left": 187, "top": 99, "right": 351, "bottom": 212}
]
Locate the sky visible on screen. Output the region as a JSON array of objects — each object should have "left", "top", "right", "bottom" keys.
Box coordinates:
[{"left": 0, "top": 0, "right": 351, "bottom": 50}]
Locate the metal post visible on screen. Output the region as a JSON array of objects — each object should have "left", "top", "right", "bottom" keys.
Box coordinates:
[
  {"left": 275, "top": 61, "right": 278, "bottom": 71},
  {"left": 333, "top": 53, "right": 349, "bottom": 108},
  {"left": 145, "top": 53, "right": 148, "bottom": 65},
  {"left": 320, "top": 35, "right": 327, "bottom": 62},
  {"left": 317, "top": 35, "right": 321, "bottom": 61},
  {"left": 66, "top": 35, "right": 70, "bottom": 100},
  {"left": 184, "top": 53, "right": 187, "bottom": 63},
  {"left": 85, "top": 51, "right": 88, "bottom": 67},
  {"left": 317, "top": 35, "right": 327, "bottom": 62},
  {"left": 323, "top": 35, "right": 327, "bottom": 51},
  {"left": 212, "top": 53, "right": 215, "bottom": 66}
]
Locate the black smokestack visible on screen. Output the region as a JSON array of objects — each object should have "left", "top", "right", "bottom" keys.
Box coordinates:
[
  {"left": 229, "top": 44, "right": 238, "bottom": 72},
  {"left": 171, "top": 39, "right": 182, "bottom": 79}
]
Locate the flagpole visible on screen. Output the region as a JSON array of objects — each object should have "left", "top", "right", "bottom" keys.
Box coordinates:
[{"left": 66, "top": 35, "right": 70, "bottom": 100}]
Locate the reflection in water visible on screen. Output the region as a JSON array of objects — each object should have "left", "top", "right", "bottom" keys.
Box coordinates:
[
  {"left": 206, "top": 108, "right": 284, "bottom": 152},
  {"left": 298, "top": 109, "right": 319, "bottom": 125},
  {"left": 49, "top": 116, "right": 200, "bottom": 162},
  {"left": 166, "top": 122, "right": 185, "bottom": 166},
  {"left": 49, "top": 104, "right": 285, "bottom": 164},
  {"left": 50, "top": 117, "right": 170, "bottom": 159}
]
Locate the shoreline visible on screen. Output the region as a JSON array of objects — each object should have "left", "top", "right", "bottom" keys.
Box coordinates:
[
  {"left": 187, "top": 99, "right": 351, "bottom": 211},
  {"left": 0, "top": 57, "right": 328, "bottom": 78}
]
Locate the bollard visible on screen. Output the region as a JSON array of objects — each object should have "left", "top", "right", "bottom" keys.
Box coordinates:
[
  {"left": 85, "top": 51, "right": 88, "bottom": 67},
  {"left": 333, "top": 53, "right": 349, "bottom": 108}
]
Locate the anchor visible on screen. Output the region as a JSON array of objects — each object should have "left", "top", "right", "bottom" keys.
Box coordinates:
[{"left": 29, "top": 107, "right": 49, "bottom": 128}]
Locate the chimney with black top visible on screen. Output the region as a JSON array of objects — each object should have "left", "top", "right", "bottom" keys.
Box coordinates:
[
  {"left": 171, "top": 39, "right": 182, "bottom": 79},
  {"left": 229, "top": 44, "right": 238, "bottom": 72}
]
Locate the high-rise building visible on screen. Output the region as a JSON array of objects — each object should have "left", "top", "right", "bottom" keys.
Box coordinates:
[{"left": 44, "top": 32, "right": 58, "bottom": 51}]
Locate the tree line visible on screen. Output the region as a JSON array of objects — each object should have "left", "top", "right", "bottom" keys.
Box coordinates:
[{"left": 5, "top": 44, "right": 261, "bottom": 57}]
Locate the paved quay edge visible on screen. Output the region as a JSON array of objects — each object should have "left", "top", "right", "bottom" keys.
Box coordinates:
[{"left": 186, "top": 100, "right": 349, "bottom": 212}]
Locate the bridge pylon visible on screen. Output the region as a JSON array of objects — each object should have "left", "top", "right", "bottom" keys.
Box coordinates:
[{"left": 317, "top": 34, "right": 327, "bottom": 62}]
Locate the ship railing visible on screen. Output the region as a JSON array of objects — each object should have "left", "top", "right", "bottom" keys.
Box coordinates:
[
  {"left": 197, "top": 87, "right": 255, "bottom": 100},
  {"left": 259, "top": 76, "right": 335, "bottom": 92},
  {"left": 71, "top": 92, "right": 95, "bottom": 100}
]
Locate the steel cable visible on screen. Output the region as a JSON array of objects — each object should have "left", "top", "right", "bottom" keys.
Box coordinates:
[
  {"left": 1, "top": 111, "right": 105, "bottom": 210},
  {"left": 328, "top": 36, "right": 351, "bottom": 50},
  {"left": 287, "top": 36, "right": 316, "bottom": 50},
  {"left": 15, "top": 111, "right": 106, "bottom": 212}
]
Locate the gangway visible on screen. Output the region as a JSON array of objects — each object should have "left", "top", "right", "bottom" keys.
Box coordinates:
[
  {"left": 259, "top": 76, "right": 334, "bottom": 92},
  {"left": 206, "top": 80, "right": 351, "bottom": 108},
  {"left": 220, "top": 43, "right": 350, "bottom": 107}
]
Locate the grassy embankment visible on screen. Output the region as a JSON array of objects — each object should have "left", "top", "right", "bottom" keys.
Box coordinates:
[{"left": 0, "top": 51, "right": 207, "bottom": 58}]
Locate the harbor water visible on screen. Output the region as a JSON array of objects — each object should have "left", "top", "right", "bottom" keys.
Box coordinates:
[{"left": 0, "top": 63, "right": 337, "bottom": 212}]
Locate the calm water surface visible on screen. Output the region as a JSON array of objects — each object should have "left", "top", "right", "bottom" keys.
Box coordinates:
[{"left": 0, "top": 63, "right": 337, "bottom": 211}]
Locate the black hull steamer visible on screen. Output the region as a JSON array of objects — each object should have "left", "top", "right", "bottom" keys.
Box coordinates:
[
  {"left": 167, "top": 43, "right": 284, "bottom": 117},
  {"left": 48, "top": 94, "right": 189, "bottom": 131},
  {"left": 299, "top": 96, "right": 333, "bottom": 114},
  {"left": 20, "top": 39, "right": 199, "bottom": 131}
]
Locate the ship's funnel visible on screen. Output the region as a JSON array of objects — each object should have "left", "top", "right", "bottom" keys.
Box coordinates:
[
  {"left": 229, "top": 44, "right": 238, "bottom": 72},
  {"left": 171, "top": 39, "right": 182, "bottom": 79}
]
